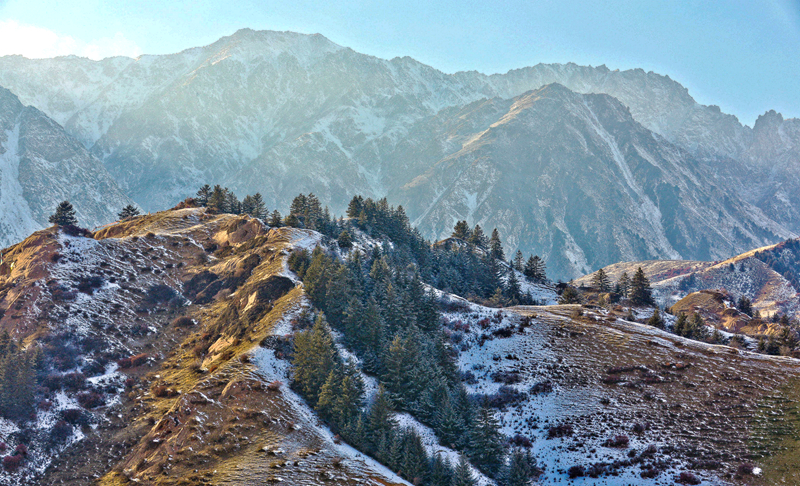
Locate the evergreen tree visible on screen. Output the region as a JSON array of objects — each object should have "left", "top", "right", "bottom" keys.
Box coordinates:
[
  {"left": 195, "top": 184, "right": 212, "bottom": 206},
  {"left": 646, "top": 308, "right": 665, "bottom": 329},
  {"left": 469, "top": 404, "right": 505, "bottom": 475},
  {"left": 616, "top": 272, "right": 631, "bottom": 297},
  {"left": 453, "top": 455, "right": 477, "bottom": 486},
  {"left": 468, "top": 225, "right": 488, "bottom": 249},
  {"left": 347, "top": 195, "right": 364, "bottom": 218},
  {"left": 338, "top": 230, "right": 353, "bottom": 249},
  {"left": 629, "top": 267, "right": 654, "bottom": 306},
  {"left": 591, "top": 268, "right": 611, "bottom": 292},
  {"left": 489, "top": 229, "right": 505, "bottom": 260},
  {"left": 559, "top": 287, "right": 580, "bottom": 304},
  {"left": 505, "top": 270, "right": 522, "bottom": 304},
  {"left": 429, "top": 455, "right": 454, "bottom": 486},
  {"left": 513, "top": 251, "right": 524, "bottom": 271},
  {"left": 207, "top": 185, "right": 226, "bottom": 213},
  {"left": 524, "top": 256, "right": 546, "bottom": 282},
  {"left": 49, "top": 201, "right": 78, "bottom": 226},
  {"left": 250, "top": 193, "right": 267, "bottom": 218},
  {"left": 224, "top": 190, "right": 241, "bottom": 214},
  {"left": 673, "top": 313, "right": 688, "bottom": 336},
  {"left": 118, "top": 204, "right": 140, "bottom": 220},
  {"left": 268, "top": 209, "right": 282, "bottom": 227},
  {"left": 367, "top": 386, "right": 397, "bottom": 451},
  {"left": 502, "top": 448, "right": 537, "bottom": 486},
  {"left": 737, "top": 296, "right": 753, "bottom": 316},
  {"left": 292, "top": 314, "right": 337, "bottom": 407},
  {"left": 452, "top": 221, "right": 472, "bottom": 240}
]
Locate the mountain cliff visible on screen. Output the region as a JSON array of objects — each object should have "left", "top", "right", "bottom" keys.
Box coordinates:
[
  {"left": 0, "top": 87, "right": 133, "bottom": 248},
  {"left": 0, "top": 29, "right": 797, "bottom": 278}
]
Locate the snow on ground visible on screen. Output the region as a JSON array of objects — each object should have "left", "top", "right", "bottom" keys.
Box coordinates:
[
  {"left": 250, "top": 346, "right": 410, "bottom": 486},
  {"left": 395, "top": 413, "right": 493, "bottom": 486}
]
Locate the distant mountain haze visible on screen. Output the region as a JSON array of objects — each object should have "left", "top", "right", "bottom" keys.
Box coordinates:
[{"left": 0, "top": 29, "right": 797, "bottom": 278}]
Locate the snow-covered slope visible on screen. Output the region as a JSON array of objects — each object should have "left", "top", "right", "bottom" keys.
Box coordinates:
[{"left": 0, "top": 87, "right": 133, "bottom": 248}]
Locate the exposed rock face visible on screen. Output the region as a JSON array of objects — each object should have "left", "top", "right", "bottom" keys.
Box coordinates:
[
  {"left": 0, "top": 29, "right": 797, "bottom": 277},
  {"left": 396, "top": 85, "right": 791, "bottom": 278},
  {"left": 0, "top": 87, "right": 133, "bottom": 248}
]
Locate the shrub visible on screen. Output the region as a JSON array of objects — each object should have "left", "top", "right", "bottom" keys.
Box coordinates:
[
  {"left": 530, "top": 381, "right": 553, "bottom": 394},
  {"left": 641, "top": 468, "right": 659, "bottom": 479},
  {"left": 548, "top": 423, "right": 573, "bottom": 439},
  {"left": 117, "top": 353, "right": 148, "bottom": 369},
  {"left": 14, "top": 444, "right": 27, "bottom": 457},
  {"left": 737, "top": 463, "right": 754, "bottom": 476},
  {"left": 50, "top": 420, "right": 72, "bottom": 444},
  {"left": 62, "top": 372, "right": 87, "bottom": 391},
  {"left": 508, "top": 434, "right": 533, "bottom": 448},
  {"left": 171, "top": 316, "right": 194, "bottom": 327},
  {"left": 486, "top": 385, "right": 527, "bottom": 408},
  {"left": 602, "top": 374, "right": 623, "bottom": 384},
  {"left": 677, "top": 472, "right": 701, "bottom": 485},
  {"left": 77, "top": 391, "right": 105, "bottom": 409},
  {"left": 267, "top": 380, "right": 282, "bottom": 392},
  {"left": 61, "top": 408, "right": 89, "bottom": 425},
  {"left": 76, "top": 275, "right": 103, "bottom": 294},
  {"left": 2, "top": 454, "right": 23, "bottom": 472},
  {"left": 490, "top": 370, "right": 522, "bottom": 384},
  {"left": 603, "top": 435, "right": 630, "bottom": 448},
  {"left": 568, "top": 465, "right": 585, "bottom": 478}
]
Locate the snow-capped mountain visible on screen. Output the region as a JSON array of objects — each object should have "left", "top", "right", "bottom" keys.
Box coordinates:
[
  {"left": 394, "top": 84, "right": 792, "bottom": 278},
  {"left": 0, "top": 29, "right": 797, "bottom": 277},
  {"left": 0, "top": 87, "right": 133, "bottom": 247}
]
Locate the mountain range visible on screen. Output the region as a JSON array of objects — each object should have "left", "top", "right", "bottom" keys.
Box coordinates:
[{"left": 0, "top": 28, "right": 798, "bottom": 278}]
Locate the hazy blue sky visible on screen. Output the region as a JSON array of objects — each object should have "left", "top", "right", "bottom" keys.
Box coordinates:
[{"left": 0, "top": 0, "right": 798, "bottom": 126}]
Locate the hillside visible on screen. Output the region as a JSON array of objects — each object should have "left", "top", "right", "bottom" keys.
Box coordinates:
[
  {"left": 0, "top": 205, "right": 797, "bottom": 484},
  {"left": 575, "top": 237, "right": 800, "bottom": 319},
  {"left": 0, "top": 87, "right": 133, "bottom": 248},
  {"left": 0, "top": 209, "right": 406, "bottom": 485}
]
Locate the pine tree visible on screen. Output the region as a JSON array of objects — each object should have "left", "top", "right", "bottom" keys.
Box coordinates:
[
  {"left": 207, "top": 185, "right": 226, "bottom": 213},
  {"left": 400, "top": 429, "right": 428, "bottom": 483},
  {"left": 292, "top": 314, "right": 337, "bottom": 406},
  {"left": 118, "top": 204, "right": 140, "bottom": 220},
  {"left": 502, "top": 448, "right": 537, "bottom": 486},
  {"left": 489, "top": 229, "right": 505, "bottom": 260},
  {"left": 367, "top": 386, "right": 397, "bottom": 451},
  {"left": 195, "top": 184, "right": 212, "bottom": 206},
  {"left": 674, "top": 313, "right": 688, "bottom": 336},
  {"left": 505, "top": 270, "right": 522, "bottom": 304},
  {"left": 49, "top": 201, "right": 78, "bottom": 226},
  {"left": 250, "top": 193, "right": 267, "bottom": 218},
  {"left": 524, "top": 256, "right": 546, "bottom": 282},
  {"left": 452, "top": 221, "right": 472, "bottom": 240},
  {"left": 338, "top": 230, "right": 353, "bottom": 249},
  {"left": 429, "top": 454, "right": 454, "bottom": 486},
  {"left": 591, "top": 268, "right": 611, "bottom": 292},
  {"left": 453, "top": 455, "right": 477, "bottom": 486},
  {"left": 468, "top": 225, "right": 488, "bottom": 249},
  {"left": 347, "top": 196, "right": 364, "bottom": 218},
  {"left": 224, "top": 190, "right": 241, "bottom": 214},
  {"left": 513, "top": 250, "right": 524, "bottom": 271},
  {"left": 646, "top": 308, "right": 665, "bottom": 329},
  {"left": 268, "top": 210, "right": 282, "bottom": 227},
  {"left": 469, "top": 404, "right": 505, "bottom": 475},
  {"left": 559, "top": 287, "right": 580, "bottom": 304},
  {"left": 629, "top": 267, "right": 654, "bottom": 306},
  {"left": 616, "top": 272, "right": 631, "bottom": 297}
]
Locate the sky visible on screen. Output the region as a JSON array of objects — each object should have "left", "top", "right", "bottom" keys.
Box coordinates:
[{"left": 0, "top": 0, "right": 798, "bottom": 126}]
